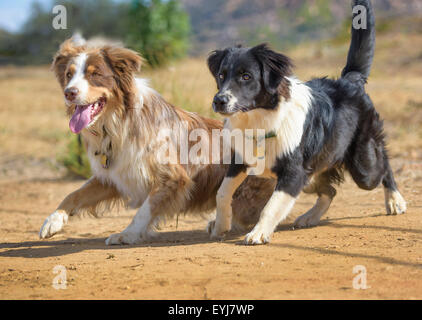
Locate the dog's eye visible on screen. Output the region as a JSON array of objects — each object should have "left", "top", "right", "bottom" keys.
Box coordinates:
[
  {"left": 66, "top": 72, "right": 72, "bottom": 79},
  {"left": 218, "top": 73, "right": 224, "bottom": 80},
  {"left": 242, "top": 73, "right": 251, "bottom": 81}
]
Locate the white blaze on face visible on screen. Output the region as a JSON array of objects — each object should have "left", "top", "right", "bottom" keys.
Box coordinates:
[
  {"left": 65, "top": 53, "right": 89, "bottom": 105},
  {"left": 222, "top": 90, "right": 238, "bottom": 113}
]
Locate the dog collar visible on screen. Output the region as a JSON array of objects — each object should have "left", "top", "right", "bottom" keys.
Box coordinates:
[
  {"left": 246, "top": 130, "right": 277, "bottom": 141},
  {"left": 264, "top": 131, "right": 277, "bottom": 140}
]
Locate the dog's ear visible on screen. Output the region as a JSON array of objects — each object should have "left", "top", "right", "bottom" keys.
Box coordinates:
[
  {"left": 102, "top": 46, "right": 143, "bottom": 76},
  {"left": 250, "top": 43, "right": 293, "bottom": 96},
  {"left": 102, "top": 47, "right": 143, "bottom": 110},
  {"left": 207, "top": 49, "right": 228, "bottom": 80}
]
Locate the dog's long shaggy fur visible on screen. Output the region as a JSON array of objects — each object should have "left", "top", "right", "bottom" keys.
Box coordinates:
[
  {"left": 39, "top": 37, "right": 275, "bottom": 243},
  {"left": 207, "top": 0, "right": 407, "bottom": 245}
]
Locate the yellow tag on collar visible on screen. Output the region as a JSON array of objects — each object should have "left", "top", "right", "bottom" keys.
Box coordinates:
[
  {"left": 101, "top": 155, "right": 108, "bottom": 168},
  {"left": 256, "top": 144, "right": 265, "bottom": 159}
]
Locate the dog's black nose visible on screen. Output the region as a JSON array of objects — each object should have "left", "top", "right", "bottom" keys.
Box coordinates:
[
  {"left": 65, "top": 87, "right": 79, "bottom": 102},
  {"left": 213, "top": 95, "right": 229, "bottom": 113}
]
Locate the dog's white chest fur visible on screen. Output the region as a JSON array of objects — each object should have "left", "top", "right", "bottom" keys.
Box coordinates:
[
  {"left": 226, "top": 77, "right": 313, "bottom": 171},
  {"left": 86, "top": 134, "right": 150, "bottom": 207}
]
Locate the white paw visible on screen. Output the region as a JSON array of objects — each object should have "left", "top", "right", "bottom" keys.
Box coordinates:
[
  {"left": 386, "top": 190, "right": 407, "bottom": 215},
  {"left": 293, "top": 212, "right": 320, "bottom": 229},
  {"left": 105, "top": 231, "right": 141, "bottom": 245},
  {"left": 244, "top": 227, "right": 270, "bottom": 245},
  {"left": 39, "top": 211, "right": 68, "bottom": 239},
  {"left": 206, "top": 220, "right": 229, "bottom": 240}
]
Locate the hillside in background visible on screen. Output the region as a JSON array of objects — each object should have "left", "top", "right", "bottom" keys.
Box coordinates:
[
  {"left": 181, "top": 0, "right": 422, "bottom": 54},
  {"left": 0, "top": 0, "right": 421, "bottom": 64}
]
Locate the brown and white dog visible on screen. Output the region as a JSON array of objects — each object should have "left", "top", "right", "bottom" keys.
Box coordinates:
[{"left": 39, "top": 36, "right": 274, "bottom": 244}]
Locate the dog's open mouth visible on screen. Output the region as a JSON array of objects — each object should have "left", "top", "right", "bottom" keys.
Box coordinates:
[{"left": 69, "top": 97, "right": 106, "bottom": 134}]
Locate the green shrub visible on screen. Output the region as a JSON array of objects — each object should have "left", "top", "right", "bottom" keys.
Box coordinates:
[
  {"left": 58, "top": 134, "right": 92, "bottom": 179},
  {"left": 126, "top": 0, "right": 191, "bottom": 67}
]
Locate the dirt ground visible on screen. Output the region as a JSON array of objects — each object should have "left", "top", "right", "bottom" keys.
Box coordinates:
[{"left": 0, "top": 157, "right": 421, "bottom": 300}]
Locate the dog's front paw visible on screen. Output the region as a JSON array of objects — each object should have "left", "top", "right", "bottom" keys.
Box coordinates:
[
  {"left": 39, "top": 211, "right": 68, "bottom": 239},
  {"left": 385, "top": 190, "right": 407, "bottom": 215},
  {"left": 244, "top": 227, "right": 270, "bottom": 245},
  {"left": 105, "top": 231, "right": 141, "bottom": 245},
  {"left": 206, "top": 220, "right": 229, "bottom": 241}
]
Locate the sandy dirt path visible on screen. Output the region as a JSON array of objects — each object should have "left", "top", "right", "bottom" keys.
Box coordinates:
[{"left": 0, "top": 159, "right": 421, "bottom": 300}]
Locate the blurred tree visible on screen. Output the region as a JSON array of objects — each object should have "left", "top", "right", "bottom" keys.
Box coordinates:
[{"left": 126, "top": 0, "right": 190, "bottom": 67}]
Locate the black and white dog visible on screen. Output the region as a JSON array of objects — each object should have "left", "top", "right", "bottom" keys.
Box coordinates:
[{"left": 206, "top": 0, "right": 406, "bottom": 245}]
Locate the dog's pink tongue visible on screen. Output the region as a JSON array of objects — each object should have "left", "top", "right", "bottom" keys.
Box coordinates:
[{"left": 69, "top": 105, "right": 91, "bottom": 134}]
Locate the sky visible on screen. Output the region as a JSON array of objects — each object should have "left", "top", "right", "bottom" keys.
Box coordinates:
[
  {"left": 0, "top": 0, "right": 128, "bottom": 33},
  {"left": 0, "top": 0, "right": 52, "bottom": 32}
]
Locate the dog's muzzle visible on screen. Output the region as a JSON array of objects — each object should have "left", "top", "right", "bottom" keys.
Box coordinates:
[{"left": 213, "top": 94, "right": 230, "bottom": 114}]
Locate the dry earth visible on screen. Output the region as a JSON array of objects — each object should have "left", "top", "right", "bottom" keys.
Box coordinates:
[{"left": 0, "top": 157, "right": 421, "bottom": 299}]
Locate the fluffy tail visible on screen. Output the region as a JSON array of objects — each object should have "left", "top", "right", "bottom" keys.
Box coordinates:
[{"left": 341, "top": 0, "right": 376, "bottom": 80}]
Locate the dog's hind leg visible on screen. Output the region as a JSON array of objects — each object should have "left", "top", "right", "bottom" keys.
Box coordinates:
[
  {"left": 105, "top": 194, "right": 156, "bottom": 245},
  {"left": 294, "top": 170, "right": 339, "bottom": 228},
  {"left": 293, "top": 194, "right": 334, "bottom": 229},
  {"left": 345, "top": 113, "right": 406, "bottom": 216},
  {"left": 39, "top": 177, "right": 121, "bottom": 239},
  {"left": 106, "top": 170, "right": 193, "bottom": 245}
]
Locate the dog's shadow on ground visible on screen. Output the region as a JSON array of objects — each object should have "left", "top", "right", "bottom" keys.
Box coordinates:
[
  {"left": 0, "top": 229, "right": 245, "bottom": 259},
  {"left": 1, "top": 213, "right": 421, "bottom": 270}
]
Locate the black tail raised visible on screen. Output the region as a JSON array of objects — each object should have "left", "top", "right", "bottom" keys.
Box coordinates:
[{"left": 341, "top": 0, "right": 376, "bottom": 80}]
